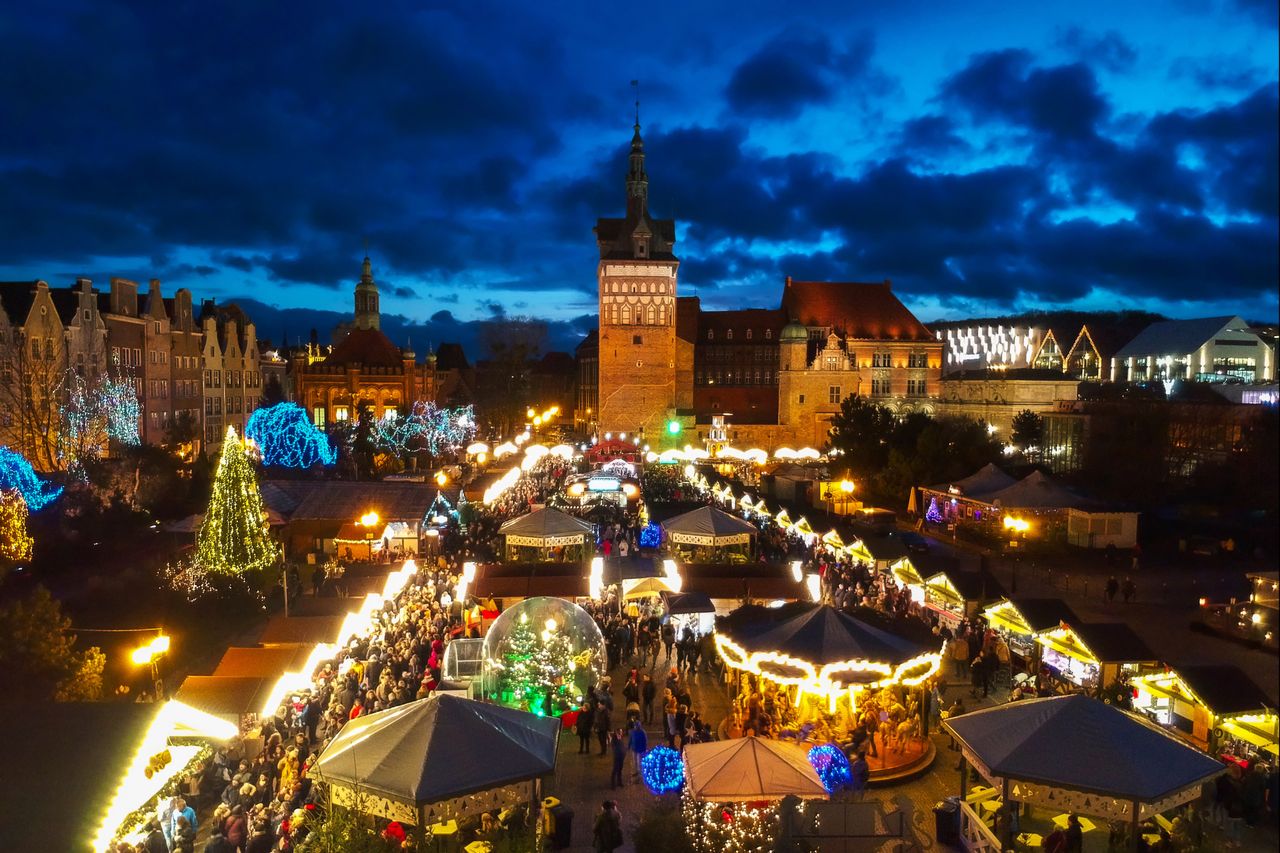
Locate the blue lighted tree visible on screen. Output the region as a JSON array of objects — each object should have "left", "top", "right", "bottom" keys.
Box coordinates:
[
  {"left": 0, "top": 446, "right": 63, "bottom": 510},
  {"left": 246, "top": 403, "right": 337, "bottom": 468}
]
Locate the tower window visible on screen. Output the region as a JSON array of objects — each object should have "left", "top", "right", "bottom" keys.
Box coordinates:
[
  {"left": 633, "top": 334, "right": 642, "bottom": 345},
  {"left": 707, "top": 330, "right": 714, "bottom": 340},
  {"left": 765, "top": 329, "right": 772, "bottom": 340},
  {"left": 746, "top": 329, "right": 752, "bottom": 340},
  {"left": 726, "top": 330, "right": 733, "bottom": 340}
]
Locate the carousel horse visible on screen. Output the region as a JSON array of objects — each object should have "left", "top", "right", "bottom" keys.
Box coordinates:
[{"left": 892, "top": 714, "right": 922, "bottom": 753}]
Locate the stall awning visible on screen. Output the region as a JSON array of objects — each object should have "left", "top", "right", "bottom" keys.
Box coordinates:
[
  {"left": 662, "top": 505, "right": 757, "bottom": 547},
  {"left": 662, "top": 591, "right": 715, "bottom": 615},
  {"left": 1219, "top": 716, "right": 1279, "bottom": 753}
]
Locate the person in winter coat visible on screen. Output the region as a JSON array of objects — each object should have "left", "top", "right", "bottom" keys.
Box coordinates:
[
  {"left": 593, "top": 800, "right": 623, "bottom": 852},
  {"left": 609, "top": 729, "right": 627, "bottom": 788},
  {"left": 224, "top": 804, "right": 247, "bottom": 850},
  {"left": 627, "top": 719, "right": 648, "bottom": 779},
  {"left": 594, "top": 701, "right": 612, "bottom": 756},
  {"left": 576, "top": 703, "right": 596, "bottom": 754}
]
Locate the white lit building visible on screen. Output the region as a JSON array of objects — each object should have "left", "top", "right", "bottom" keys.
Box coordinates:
[{"left": 1112, "top": 316, "right": 1274, "bottom": 384}]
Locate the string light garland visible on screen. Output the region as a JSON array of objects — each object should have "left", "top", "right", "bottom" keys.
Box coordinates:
[
  {"left": 807, "top": 743, "right": 852, "bottom": 794},
  {"left": 0, "top": 488, "right": 34, "bottom": 563},
  {"left": 59, "top": 357, "right": 141, "bottom": 469},
  {"left": 0, "top": 445, "right": 63, "bottom": 510},
  {"left": 196, "top": 426, "right": 279, "bottom": 576},
  {"left": 102, "top": 360, "right": 141, "bottom": 445},
  {"left": 245, "top": 402, "right": 337, "bottom": 467},
  {"left": 640, "top": 746, "right": 684, "bottom": 795},
  {"left": 683, "top": 793, "right": 780, "bottom": 853}
]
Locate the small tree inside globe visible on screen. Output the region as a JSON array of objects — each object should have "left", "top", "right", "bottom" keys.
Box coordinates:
[{"left": 481, "top": 597, "right": 607, "bottom": 717}]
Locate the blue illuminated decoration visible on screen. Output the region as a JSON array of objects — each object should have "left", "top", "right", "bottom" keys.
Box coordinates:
[
  {"left": 639, "top": 522, "right": 661, "bottom": 549},
  {"left": 586, "top": 477, "right": 620, "bottom": 492},
  {"left": 807, "top": 743, "right": 852, "bottom": 794},
  {"left": 0, "top": 446, "right": 63, "bottom": 510},
  {"left": 373, "top": 401, "right": 476, "bottom": 456},
  {"left": 640, "top": 746, "right": 684, "bottom": 795},
  {"left": 246, "top": 403, "right": 337, "bottom": 467},
  {"left": 925, "top": 497, "right": 942, "bottom": 524}
]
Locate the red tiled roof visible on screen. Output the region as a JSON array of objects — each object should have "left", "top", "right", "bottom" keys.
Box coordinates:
[
  {"left": 780, "top": 279, "right": 934, "bottom": 341},
  {"left": 693, "top": 385, "right": 778, "bottom": 424},
  {"left": 325, "top": 328, "right": 404, "bottom": 368},
  {"left": 698, "top": 308, "right": 788, "bottom": 338}
]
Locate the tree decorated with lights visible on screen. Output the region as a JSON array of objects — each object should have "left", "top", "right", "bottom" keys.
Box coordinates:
[
  {"left": 0, "top": 488, "right": 34, "bottom": 569},
  {"left": 246, "top": 402, "right": 337, "bottom": 468},
  {"left": 197, "top": 426, "right": 278, "bottom": 576},
  {"left": 494, "top": 611, "right": 580, "bottom": 715},
  {"left": 0, "top": 446, "right": 63, "bottom": 510},
  {"left": 373, "top": 401, "right": 476, "bottom": 457}
]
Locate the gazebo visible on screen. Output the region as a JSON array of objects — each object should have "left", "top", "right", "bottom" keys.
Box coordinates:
[
  {"left": 682, "top": 737, "right": 826, "bottom": 853},
  {"left": 313, "top": 694, "right": 561, "bottom": 830},
  {"left": 498, "top": 507, "right": 595, "bottom": 561},
  {"left": 944, "top": 694, "right": 1225, "bottom": 851},
  {"left": 714, "top": 603, "right": 943, "bottom": 778},
  {"left": 661, "top": 505, "right": 757, "bottom": 562}
]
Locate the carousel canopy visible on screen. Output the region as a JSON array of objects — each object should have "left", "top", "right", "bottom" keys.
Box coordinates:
[
  {"left": 662, "top": 590, "right": 715, "bottom": 614},
  {"left": 944, "top": 694, "right": 1224, "bottom": 801},
  {"left": 499, "top": 507, "right": 594, "bottom": 547},
  {"left": 683, "top": 736, "right": 827, "bottom": 802},
  {"left": 721, "top": 603, "right": 934, "bottom": 667},
  {"left": 314, "top": 694, "right": 560, "bottom": 806},
  {"left": 662, "top": 505, "right": 757, "bottom": 547}
]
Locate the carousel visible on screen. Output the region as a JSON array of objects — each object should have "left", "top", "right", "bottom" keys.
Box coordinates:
[{"left": 714, "top": 603, "right": 944, "bottom": 781}]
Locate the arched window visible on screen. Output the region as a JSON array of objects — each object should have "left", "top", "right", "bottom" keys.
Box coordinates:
[
  {"left": 726, "top": 330, "right": 733, "bottom": 340},
  {"left": 621, "top": 304, "right": 631, "bottom": 325},
  {"left": 707, "top": 330, "right": 714, "bottom": 340},
  {"left": 647, "top": 305, "right": 656, "bottom": 325},
  {"left": 746, "top": 329, "right": 753, "bottom": 340}
]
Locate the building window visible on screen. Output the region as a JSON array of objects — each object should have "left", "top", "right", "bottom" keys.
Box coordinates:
[
  {"left": 726, "top": 330, "right": 733, "bottom": 340},
  {"left": 872, "top": 378, "right": 890, "bottom": 396},
  {"left": 312, "top": 407, "right": 326, "bottom": 427},
  {"left": 633, "top": 334, "right": 642, "bottom": 345},
  {"left": 907, "top": 379, "right": 928, "bottom": 397},
  {"left": 746, "top": 329, "right": 753, "bottom": 340},
  {"left": 707, "top": 330, "right": 714, "bottom": 340},
  {"left": 798, "top": 394, "right": 806, "bottom": 404},
  {"left": 621, "top": 305, "right": 631, "bottom": 325},
  {"left": 908, "top": 352, "right": 929, "bottom": 368},
  {"left": 825, "top": 356, "right": 838, "bottom": 370},
  {"left": 334, "top": 406, "right": 350, "bottom": 422},
  {"left": 828, "top": 385, "right": 841, "bottom": 404}
]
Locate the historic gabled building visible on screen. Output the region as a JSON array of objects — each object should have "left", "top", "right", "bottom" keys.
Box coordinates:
[
  {"left": 289, "top": 257, "right": 433, "bottom": 427},
  {"left": 200, "top": 302, "right": 263, "bottom": 450},
  {"left": 585, "top": 124, "right": 943, "bottom": 450}
]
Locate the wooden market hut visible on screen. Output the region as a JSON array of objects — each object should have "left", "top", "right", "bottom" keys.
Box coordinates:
[
  {"left": 980, "top": 597, "right": 1081, "bottom": 663},
  {"left": 1034, "top": 621, "right": 1158, "bottom": 691},
  {"left": 1130, "top": 664, "right": 1278, "bottom": 759},
  {"left": 498, "top": 507, "right": 595, "bottom": 562},
  {"left": 661, "top": 505, "right": 757, "bottom": 562},
  {"left": 313, "top": 694, "right": 561, "bottom": 829},
  {"left": 945, "top": 695, "right": 1225, "bottom": 852}
]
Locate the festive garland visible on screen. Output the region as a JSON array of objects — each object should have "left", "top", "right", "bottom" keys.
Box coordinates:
[
  {"left": 111, "top": 743, "right": 213, "bottom": 845},
  {"left": 640, "top": 746, "right": 684, "bottom": 795}
]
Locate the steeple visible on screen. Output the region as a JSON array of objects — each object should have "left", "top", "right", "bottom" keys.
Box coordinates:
[
  {"left": 354, "top": 254, "right": 380, "bottom": 331},
  {"left": 626, "top": 120, "right": 648, "bottom": 220}
]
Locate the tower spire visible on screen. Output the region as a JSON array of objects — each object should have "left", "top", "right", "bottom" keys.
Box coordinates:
[
  {"left": 354, "top": 251, "right": 380, "bottom": 331},
  {"left": 626, "top": 80, "right": 648, "bottom": 220}
]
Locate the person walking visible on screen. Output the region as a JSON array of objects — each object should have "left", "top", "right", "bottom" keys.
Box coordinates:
[
  {"left": 1105, "top": 576, "right": 1119, "bottom": 602},
  {"left": 641, "top": 674, "right": 656, "bottom": 724},
  {"left": 593, "top": 800, "right": 623, "bottom": 853},
  {"left": 1122, "top": 577, "right": 1136, "bottom": 603},
  {"left": 661, "top": 622, "right": 675, "bottom": 662},
  {"left": 576, "top": 702, "right": 596, "bottom": 754},
  {"left": 594, "top": 701, "right": 612, "bottom": 757},
  {"left": 849, "top": 751, "right": 869, "bottom": 801}
]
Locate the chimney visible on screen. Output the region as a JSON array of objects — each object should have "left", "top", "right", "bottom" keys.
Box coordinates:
[{"left": 785, "top": 276, "right": 792, "bottom": 289}]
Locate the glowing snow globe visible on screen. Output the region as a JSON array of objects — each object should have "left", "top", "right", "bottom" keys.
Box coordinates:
[{"left": 480, "top": 596, "right": 607, "bottom": 717}]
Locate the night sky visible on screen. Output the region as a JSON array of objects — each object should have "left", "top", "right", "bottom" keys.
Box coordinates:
[{"left": 3, "top": 1, "right": 1277, "bottom": 355}]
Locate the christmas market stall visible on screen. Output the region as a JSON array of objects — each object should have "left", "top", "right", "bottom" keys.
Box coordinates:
[
  {"left": 1034, "top": 621, "right": 1157, "bottom": 692},
  {"left": 980, "top": 597, "right": 1080, "bottom": 664},
  {"left": 480, "top": 596, "right": 607, "bottom": 718},
  {"left": 661, "top": 505, "right": 757, "bottom": 563},
  {"left": 682, "top": 736, "right": 827, "bottom": 853},
  {"left": 919, "top": 563, "right": 1005, "bottom": 630},
  {"left": 714, "top": 603, "right": 943, "bottom": 779},
  {"left": 499, "top": 507, "right": 595, "bottom": 562},
  {"left": 1130, "top": 664, "right": 1278, "bottom": 764},
  {"left": 945, "top": 695, "right": 1225, "bottom": 852},
  {"left": 313, "top": 694, "right": 560, "bottom": 839}
]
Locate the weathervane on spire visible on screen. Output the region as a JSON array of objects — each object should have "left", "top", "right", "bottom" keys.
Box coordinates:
[{"left": 631, "top": 79, "right": 640, "bottom": 128}]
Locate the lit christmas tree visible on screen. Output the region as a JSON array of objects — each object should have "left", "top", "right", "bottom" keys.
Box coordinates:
[
  {"left": 0, "top": 488, "right": 34, "bottom": 565},
  {"left": 495, "top": 612, "right": 579, "bottom": 715},
  {"left": 197, "top": 426, "right": 278, "bottom": 575}
]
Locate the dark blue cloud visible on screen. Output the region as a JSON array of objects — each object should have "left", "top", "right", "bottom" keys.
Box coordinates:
[
  {"left": 724, "top": 30, "right": 878, "bottom": 118},
  {"left": 1054, "top": 27, "right": 1138, "bottom": 73}
]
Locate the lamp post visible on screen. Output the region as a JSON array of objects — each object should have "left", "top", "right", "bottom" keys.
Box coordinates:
[
  {"left": 131, "top": 633, "right": 170, "bottom": 701},
  {"left": 839, "top": 478, "right": 855, "bottom": 516}
]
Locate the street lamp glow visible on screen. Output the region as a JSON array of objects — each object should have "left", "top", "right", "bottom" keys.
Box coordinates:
[
  {"left": 1002, "top": 515, "right": 1030, "bottom": 534},
  {"left": 360, "top": 511, "right": 380, "bottom": 527},
  {"left": 131, "top": 634, "right": 171, "bottom": 666},
  {"left": 839, "top": 479, "right": 855, "bottom": 494}
]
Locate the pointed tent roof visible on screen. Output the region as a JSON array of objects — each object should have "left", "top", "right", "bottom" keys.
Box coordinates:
[
  {"left": 498, "top": 507, "right": 595, "bottom": 543},
  {"left": 683, "top": 736, "right": 827, "bottom": 802},
  {"left": 313, "top": 694, "right": 560, "bottom": 806},
  {"left": 986, "top": 470, "right": 1082, "bottom": 509},
  {"left": 930, "top": 463, "right": 1018, "bottom": 498},
  {"left": 662, "top": 505, "right": 757, "bottom": 546},
  {"left": 944, "top": 694, "right": 1224, "bottom": 801},
  {"left": 723, "top": 603, "right": 935, "bottom": 666}
]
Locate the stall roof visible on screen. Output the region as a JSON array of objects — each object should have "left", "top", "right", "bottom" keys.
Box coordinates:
[
  {"left": 854, "top": 533, "right": 910, "bottom": 561},
  {"left": 259, "top": 614, "right": 349, "bottom": 646},
  {"left": 683, "top": 736, "right": 827, "bottom": 802},
  {"left": 1069, "top": 622, "right": 1157, "bottom": 662},
  {"left": 498, "top": 507, "right": 595, "bottom": 540},
  {"left": 211, "top": 644, "right": 316, "bottom": 679},
  {"left": 281, "top": 481, "right": 433, "bottom": 523},
  {"left": 661, "top": 506, "right": 757, "bottom": 542},
  {"left": 927, "top": 463, "right": 1017, "bottom": 499},
  {"left": 1173, "top": 665, "right": 1276, "bottom": 716},
  {"left": 173, "top": 676, "right": 276, "bottom": 719},
  {"left": 985, "top": 470, "right": 1083, "bottom": 510},
  {"left": 934, "top": 569, "right": 1005, "bottom": 603},
  {"left": 663, "top": 591, "right": 715, "bottom": 614},
  {"left": 0, "top": 702, "right": 162, "bottom": 853},
  {"left": 944, "top": 694, "right": 1224, "bottom": 801},
  {"left": 314, "top": 694, "right": 560, "bottom": 805},
  {"left": 1001, "top": 598, "right": 1080, "bottom": 633}
]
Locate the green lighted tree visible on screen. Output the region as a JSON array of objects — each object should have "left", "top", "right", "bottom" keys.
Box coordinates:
[
  {"left": 496, "top": 612, "right": 578, "bottom": 715},
  {"left": 197, "top": 426, "right": 278, "bottom": 575}
]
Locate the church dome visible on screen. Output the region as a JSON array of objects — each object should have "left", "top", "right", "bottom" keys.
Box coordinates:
[{"left": 780, "top": 320, "right": 808, "bottom": 342}]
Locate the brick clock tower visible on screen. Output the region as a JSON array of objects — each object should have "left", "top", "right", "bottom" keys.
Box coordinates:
[{"left": 593, "top": 120, "right": 679, "bottom": 443}]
